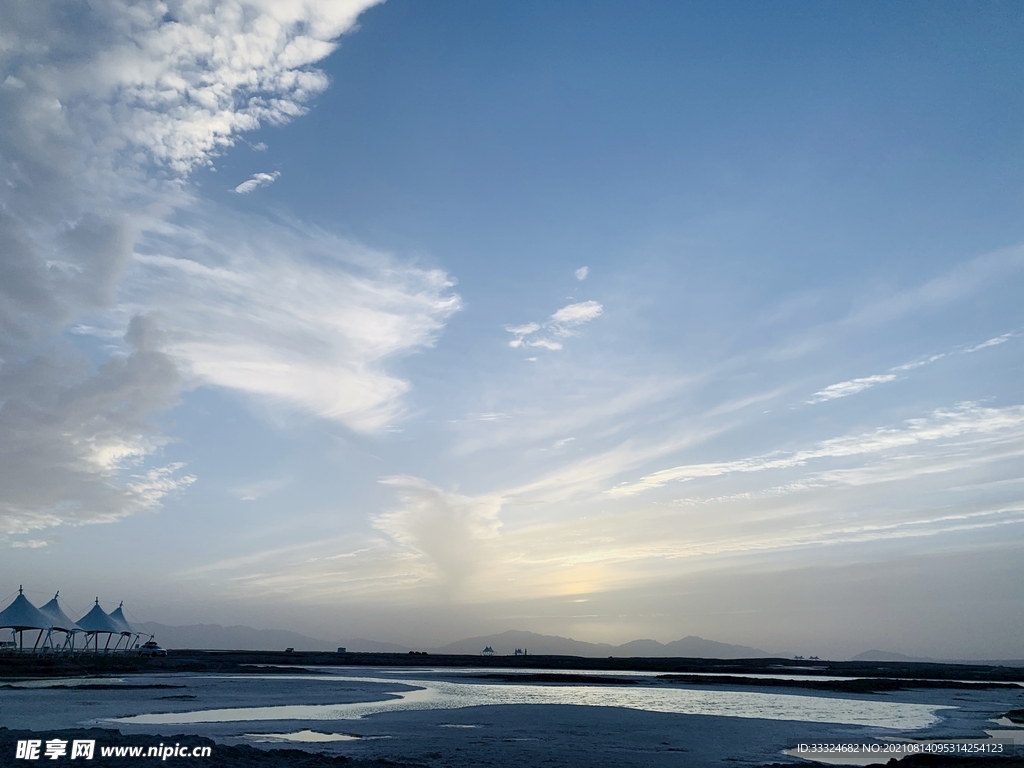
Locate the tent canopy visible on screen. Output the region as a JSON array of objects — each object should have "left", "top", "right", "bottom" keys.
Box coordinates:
[
  {"left": 0, "top": 587, "right": 51, "bottom": 630},
  {"left": 39, "top": 592, "right": 81, "bottom": 632},
  {"left": 76, "top": 599, "right": 121, "bottom": 633},
  {"left": 108, "top": 602, "right": 134, "bottom": 634}
]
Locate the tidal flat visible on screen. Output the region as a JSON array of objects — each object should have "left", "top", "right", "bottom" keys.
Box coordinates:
[{"left": 2, "top": 656, "right": 1023, "bottom": 767}]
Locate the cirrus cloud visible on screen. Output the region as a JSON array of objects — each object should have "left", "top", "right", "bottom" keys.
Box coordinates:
[
  {"left": 118, "top": 215, "right": 462, "bottom": 431},
  {"left": 608, "top": 402, "right": 1024, "bottom": 497}
]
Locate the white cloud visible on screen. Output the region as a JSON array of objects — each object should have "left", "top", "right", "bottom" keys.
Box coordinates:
[
  {"left": 609, "top": 402, "right": 1024, "bottom": 497},
  {"left": 809, "top": 331, "right": 1017, "bottom": 402},
  {"left": 0, "top": 316, "right": 195, "bottom": 538},
  {"left": 0, "top": 0, "right": 383, "bottom": 174},
  {"left": 233, "top": 171, "right": 280, "bottom": 194},
  {"left": 374, "top": 477, "right": 503, "bottom": 592},
  {"left": 807, "top": 373, "right": 897, "bottom": 404},
  {"left": 477, "top": 412, "right": 511, "bottom": 422},
  {"left": 558, "top": 506, "right": 1024, "bottom": 567},
  {"left": 965, "top": 333, "right": 1013, "bottom": 353},
  {"left": 889, "top": 353, "right": 946, "bottom": 372},
  {"left": 505, "top": 322, "right": 540, "bottom": 348},
  {"left": 0, "top": 0, "right": 400, "bottom": 532},
  {"left": 505, "top": 300, "right": 603, "bottom": 351},
  {"left": 551, "top": 300, "right": 603, "bottom": 325},
  {"left": 505, "top": 427, "right": 718, "bottom": 505},
  {"left": 172, "top": 412, "right": 1024, "bottom": 605},
  {"left": 522, "top": 338, "right": 562, "bottom": 351},
  {"left": 575, "top": 266, "right": 589, "bottom": 281},
  {"left": 116, "top": 218, "right": 461, "bottom": 432}
]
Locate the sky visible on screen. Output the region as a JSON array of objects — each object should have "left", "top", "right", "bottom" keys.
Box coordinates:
[{"left": 1, "top": 0, "right": 1023, "bottom": 660}]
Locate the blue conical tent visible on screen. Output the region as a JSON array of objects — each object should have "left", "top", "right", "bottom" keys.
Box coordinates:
[
  {"left": 76, "top": 599, "right": 121, "bottom": 633},
  {"left": 108, "top": 602, "right": 133, "bottom": 634},
  {"left": 38, "top": 593, "right": 81, "bottom": 632},
  {"left": 0, "top": 588, "right": 50, "bottom": 630}
]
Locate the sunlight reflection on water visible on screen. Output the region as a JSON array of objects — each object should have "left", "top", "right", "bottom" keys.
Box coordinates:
[{"left": 114, "top": 675, "right": 948, "bottom": 729}]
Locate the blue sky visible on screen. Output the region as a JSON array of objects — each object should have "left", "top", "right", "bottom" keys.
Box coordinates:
[{"left": 1, "top": 0, "right": 1022, "bottom": 659}]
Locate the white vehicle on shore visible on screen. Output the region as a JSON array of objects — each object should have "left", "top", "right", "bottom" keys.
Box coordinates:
[{"left": 138, "top": 640, "right": 167, "bottom": 657}]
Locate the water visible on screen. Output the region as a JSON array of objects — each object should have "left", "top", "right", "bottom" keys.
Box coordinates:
[{"left": 114, "top": 673, "right": 948, "bottom": 730}]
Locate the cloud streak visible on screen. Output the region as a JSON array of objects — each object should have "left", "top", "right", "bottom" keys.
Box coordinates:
[
  {"left": 964, "top": 333, "right": 1013, "bottom": 353},
  {"left": 608, "top": 402, "right": 1024, "bottom": 497},
  {"left": 807, "top": 331, "right": 1018, "bottom": 404},
  {"left": 807, "top": 374, "right": 897, "bottom": 403},
  {"left": 506, "top": 300, "right": 603, "bottom": 351}
]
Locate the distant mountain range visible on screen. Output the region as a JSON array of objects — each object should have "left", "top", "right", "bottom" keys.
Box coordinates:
[
  {"left": 137, "top": 623, "right": 769, "bottom": 658},
  {"left": 132, "top": 624, "right": 1024, "bottom": 664},
  {"left": 433, "top": 630, "right": 769, "bottom": 659}
]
